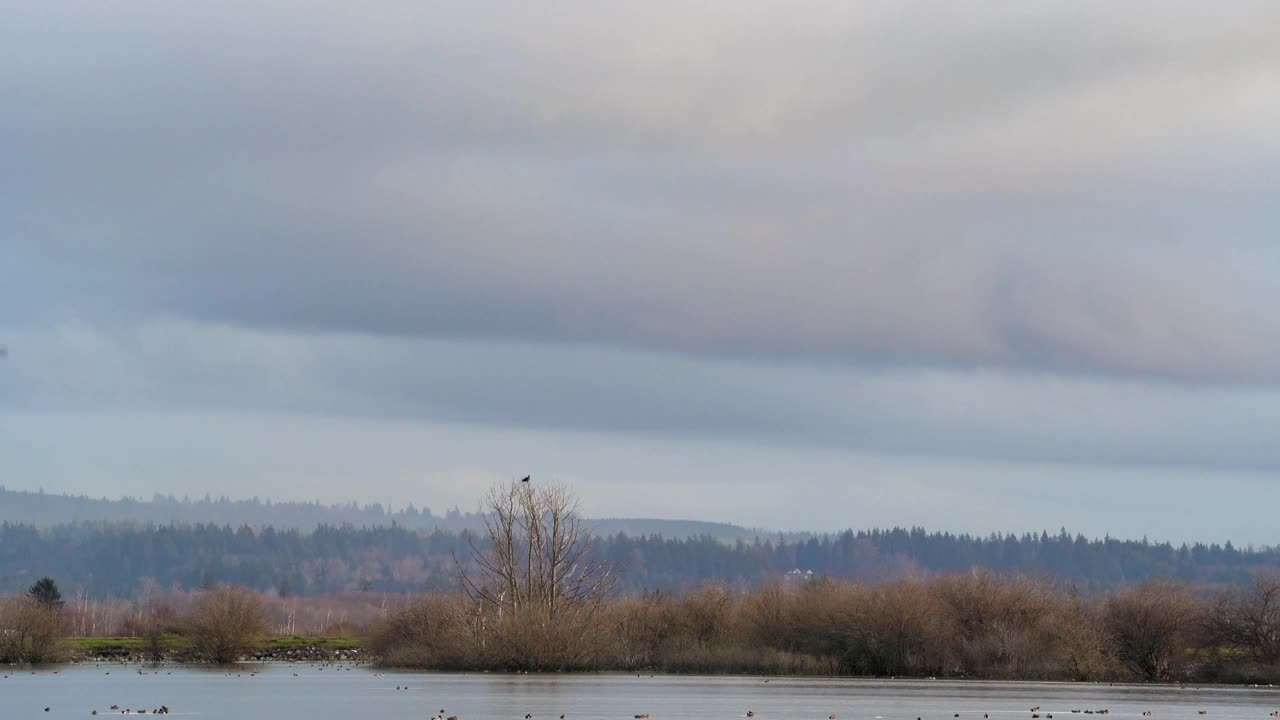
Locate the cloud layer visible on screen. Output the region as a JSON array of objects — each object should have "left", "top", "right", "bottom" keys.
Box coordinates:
[{"left": 3, "top": 1, "right": 1280, "bottom": 538}]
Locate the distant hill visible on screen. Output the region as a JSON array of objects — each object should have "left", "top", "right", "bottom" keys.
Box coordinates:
[
  {"left": 0, "top": 486, "right": 761, "bottom": 540},
  {"left": 588, "top": 517, "right": 762, "bottom": 541}
]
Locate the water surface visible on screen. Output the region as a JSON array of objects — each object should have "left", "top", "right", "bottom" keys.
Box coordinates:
[{"left": 5, "top": 664, "right": 1279, "bottom": 720}]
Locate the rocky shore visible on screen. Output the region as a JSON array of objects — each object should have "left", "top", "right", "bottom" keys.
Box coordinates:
[{"left": 74, "top": 643, "right": 368, "bottom": 664}]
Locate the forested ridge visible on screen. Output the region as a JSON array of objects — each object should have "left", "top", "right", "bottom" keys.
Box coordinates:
[{"left": 0, "top": 521, "right": 1271, "bottom": 598}]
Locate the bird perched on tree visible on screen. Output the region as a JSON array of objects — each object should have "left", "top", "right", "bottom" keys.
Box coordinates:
[{"left": 521, "top": 475, "right": 530, "bottom": 483}]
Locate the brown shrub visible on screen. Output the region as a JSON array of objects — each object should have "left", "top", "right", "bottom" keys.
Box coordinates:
[
  {"left": 0, "top": 595, "right": 67, "bottom": 663},
  {"left": 599, "top": 591, "right": 679, "bottom": 670},
  {"left": 1105, "top": 581, "right": 1203, "bottom": 681},
  {"left": 183, "top": 586, "right": 271, "bottom": 663},
  {"left": 1205, "top": 575, "right": 1280, "bottom": 665},
  {"left": 935, "top": 572, "right": 1057, "bottom": 677},
  {"left": 367, "top": 594, "right": 469, "bottom": 668}
]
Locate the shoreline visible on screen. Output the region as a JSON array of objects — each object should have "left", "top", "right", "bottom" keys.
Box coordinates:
[
  {"left": 8, "top": 662, "right": 1280, "bottom": 691},
  {"left": 64, "top": 636, "right": 366, "bottom": 664},
  {"left": 31, "top": 652, "right": 1280, "bottom": 689}
]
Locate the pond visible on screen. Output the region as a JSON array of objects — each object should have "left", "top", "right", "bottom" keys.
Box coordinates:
[{"left": 4, "top": 664, "right": 1279, "bottom": 720}]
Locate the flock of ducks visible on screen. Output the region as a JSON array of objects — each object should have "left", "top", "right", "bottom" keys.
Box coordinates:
[{"left": 86, "top": 705, "right": 170, "bottom": 715}]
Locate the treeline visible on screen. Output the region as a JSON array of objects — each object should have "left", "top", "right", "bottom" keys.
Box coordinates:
[
  {"left": 1, "top": 522, "right": 1274, "bottom": 599},
  {"left": 371, "top": 574, "right": 1280, "bottom": 683}
]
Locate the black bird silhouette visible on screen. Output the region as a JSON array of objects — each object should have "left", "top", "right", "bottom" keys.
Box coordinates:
[{"left": 521, "top": 476, "right": 530, "bottom": 483}]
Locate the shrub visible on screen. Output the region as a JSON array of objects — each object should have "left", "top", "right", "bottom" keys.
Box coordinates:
[{"left": 183, "top": 586, "right": 271, "bottom": 663}]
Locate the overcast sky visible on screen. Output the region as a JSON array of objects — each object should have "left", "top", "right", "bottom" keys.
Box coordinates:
[{"left": 3, "top": 1, "right": 1280, "bottom": 544}]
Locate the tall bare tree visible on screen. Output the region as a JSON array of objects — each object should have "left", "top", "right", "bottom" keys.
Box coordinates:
[
  {"left": 460, "top": 479, "right": 614, "bottom": 624},
  {"left": 453, "top": 479, "right": 616, "bottom": 669}
]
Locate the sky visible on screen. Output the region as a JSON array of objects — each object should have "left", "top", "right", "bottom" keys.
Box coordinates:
[{"left": 3, "top": 1, "right": 1280, "bottom": 545}]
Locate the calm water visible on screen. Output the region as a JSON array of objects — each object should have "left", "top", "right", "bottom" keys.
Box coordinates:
[{"left": 4, "top": 664, "right": 1280, "bottom": 720}]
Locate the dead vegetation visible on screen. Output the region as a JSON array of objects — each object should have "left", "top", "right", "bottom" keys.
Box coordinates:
[{"left": 368, "top": 570, "right": 1280, "bottom": 683}]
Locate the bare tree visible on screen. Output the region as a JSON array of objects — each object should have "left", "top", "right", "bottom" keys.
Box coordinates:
[
  {"left": 457, "top": 479, "right": 614, "bottom": 668},
  {"left": 460, "top": 479, "right": 614, "bottom": 621}
]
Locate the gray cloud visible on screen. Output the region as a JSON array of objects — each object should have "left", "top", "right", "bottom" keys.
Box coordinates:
[
  {"left": 3, "top": 1, "right": 1280, "bottom": 538},
  {"left": 3, "top": 320, "right": 1279, "bottom": 474},
  {"left": 4, "top": 1, "right": 1280, "bottom": 384}
]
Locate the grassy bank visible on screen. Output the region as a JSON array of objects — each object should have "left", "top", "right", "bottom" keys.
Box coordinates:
[{"left": 66, "top": 635, "right": 364, "bottom": 657}]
